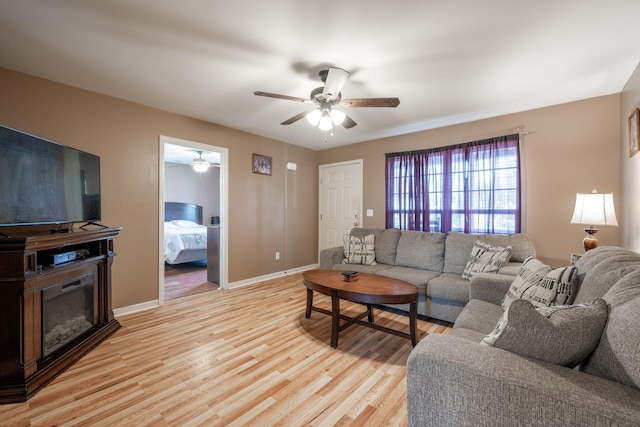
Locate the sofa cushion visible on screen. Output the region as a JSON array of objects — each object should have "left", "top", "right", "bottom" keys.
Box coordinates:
[
  {"left": 443, "top": 232, "right": 535, "bottom": 274},
  {"left": 453, "top": 298, "right": 504, "bottom": 335},
  {"left": 395, "top": 231, "right": 445, "bottom": 271},
  {"left": 480, "top": 233, "right": 536, "bottom": 263},
  {"left": 374, "top": 228, "right": 402, "bottom": 265},
  {"left": 501, "top": 257, "right": 579, "bottom": 310},
  {"left": 482, "top": 298, "right": 608, "bottom": 368},
  {"left": 349, "top": 227, "right": 401, "bottom": 265},
  {"left": 427, "top": 273, "right": 471, "bottom": 303},
  {"left": 581, "top": 270, "right": 640, "bottom": 389},
  {"left": 462, "top": 241, "right": 513, "bottom": 280},
  {"left": 573, "top": 246, "right": 640, "bottom": 305},
  {"left": 332, "top": 263, "right": 393, "bottom": 274},
  {"left": 496, "top": 262, "right": 521, "bottom": 276},
  {"left": 443, "top": 232, "right": 479, "bottom": 274},
  {"left": 376, "top": 266, "right": 441, "bottom": 294},
  {"left": 342, "top": 234, "right": 377, "bottom": 265}
]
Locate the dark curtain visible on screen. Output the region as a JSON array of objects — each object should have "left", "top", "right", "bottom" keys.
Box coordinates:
[{"left": 385, "top": 134, "right": 520, "bottom": 234}]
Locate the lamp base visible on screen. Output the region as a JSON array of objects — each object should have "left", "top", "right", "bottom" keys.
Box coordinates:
[{"left": 583, "top": 228, "right": 599, "bottom": 251}]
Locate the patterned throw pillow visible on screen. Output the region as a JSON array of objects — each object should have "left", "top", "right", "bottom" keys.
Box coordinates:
[
  {"left": 342, "top": 234, "right": 377, "bottom": 265},
  {"left": 501, "top": 256, "right": 579, "bottom": 310},
  {"left": 481, "top": 298, "right": 608, "bottom": 368},
  {"left": 462, "top": 240, "right": 513, "bottom": 280}
]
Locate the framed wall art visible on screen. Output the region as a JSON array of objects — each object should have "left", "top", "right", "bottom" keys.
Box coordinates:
[
  {"left": 252, "top": 153, "right": 272, "bottom": 175},
  {"left": 628, "top": 108, "right": 639, "bottom": 157}
]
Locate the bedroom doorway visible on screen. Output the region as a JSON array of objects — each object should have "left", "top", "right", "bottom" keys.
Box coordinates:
[{"left": 159, "top": 135, "right": 229, "bottom": 304}]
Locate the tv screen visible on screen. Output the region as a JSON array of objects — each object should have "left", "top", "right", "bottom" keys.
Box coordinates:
[{"left": 0, "top": 125, "right": 101, "bottom": 226}]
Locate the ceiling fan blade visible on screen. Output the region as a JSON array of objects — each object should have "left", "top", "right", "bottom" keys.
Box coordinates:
[
  {"left": 322, "top": 68, "right": 350, "bottom": 101},
  {"left": 341, "top": 97, "right": 400, "bottom": 108},
  {"left": 280, "top": 109, "right": 315, "bottom": 125},
  {"left": 341, "top": 114, "right": 357, "bottom": 129},
  {"left": 254, "top": 91, "right": 309, "bottom": 103}
]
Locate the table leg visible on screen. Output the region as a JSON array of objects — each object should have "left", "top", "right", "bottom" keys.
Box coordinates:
[
  {"left": 409, "top": 300, "right": 417, "bottom": 347},
  {"left": 367, "top": 304, "right": 374, "bottom": 323},
  {"left": 331, "top": 291, "right": 340, "bottom": 348},
  {"left": 305, "top": 288, "right": 313, "bottom": 318}
]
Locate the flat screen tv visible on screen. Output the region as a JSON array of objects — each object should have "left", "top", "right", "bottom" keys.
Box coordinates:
[{"left": 0, "top": 125, "right": 101, "bottom": 227}]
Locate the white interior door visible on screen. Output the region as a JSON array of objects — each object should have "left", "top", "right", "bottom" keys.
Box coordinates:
[{"left": 319, "top": 160, "right": 363, "bottom": 252}]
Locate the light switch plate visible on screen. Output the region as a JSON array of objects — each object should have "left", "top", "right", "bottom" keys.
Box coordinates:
[{"left": 366, "top": 209, "right": 374, "bottom": 217}]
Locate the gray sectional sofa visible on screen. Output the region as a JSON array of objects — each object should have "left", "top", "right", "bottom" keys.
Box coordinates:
[
  {"left": 407, "top": 246, "right": 640, "bottom": 426},
  {"left": 319, "top": 228, "right": 536, "bottom": 323}
]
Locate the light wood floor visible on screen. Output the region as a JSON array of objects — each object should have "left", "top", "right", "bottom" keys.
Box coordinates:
[{"left": 0, "top": 272, "right": 452, "bottom": 426}]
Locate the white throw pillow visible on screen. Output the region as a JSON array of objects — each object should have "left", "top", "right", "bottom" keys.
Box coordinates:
[
  {"left": 342, "top": 234, "right": 377, "bottom": 265},
  {"left": 462, "top": 240, "right": 513, "bottom": 280},
  {"left": 502, "top": 256, "right": 579, "bottom": 310}
]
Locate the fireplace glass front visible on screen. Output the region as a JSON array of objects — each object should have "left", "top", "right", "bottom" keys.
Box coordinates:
[{"left": 42, "top": 272, "right": 97, "bottom": 358}]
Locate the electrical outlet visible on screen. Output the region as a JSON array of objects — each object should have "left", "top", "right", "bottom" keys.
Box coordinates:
[{"left": 275, "top": 252, "right": 280, "bottom": 260}]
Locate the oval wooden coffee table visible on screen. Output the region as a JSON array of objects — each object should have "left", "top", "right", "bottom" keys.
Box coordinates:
[{"left": 302, "top": 269, "right": 419, "bottom": 348}]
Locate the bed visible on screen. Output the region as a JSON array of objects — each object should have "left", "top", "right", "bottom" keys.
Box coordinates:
[{"left": 164, "top": 202, "right": 208, "bottom": 264}]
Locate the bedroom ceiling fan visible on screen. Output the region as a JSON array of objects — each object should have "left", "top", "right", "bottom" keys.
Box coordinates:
[
  {"left": 253, "top": 67, "right": 400, "bottom": 132},
  {"left": 191, "top": 151, "right": 220, "bottom": 172}
]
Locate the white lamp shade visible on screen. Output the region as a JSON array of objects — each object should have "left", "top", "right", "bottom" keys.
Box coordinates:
[
  {"left": 306, "top": 109, "right": 322, "bottom": 126},
  {"left": 329, "top": 108, "right": 346, "bottom": 125},
  {"left": 318, "top": 112, "right": 333, "bottom": 131},
  {"left": 570, "top": 193, "right": 618, "bottom": 226}
]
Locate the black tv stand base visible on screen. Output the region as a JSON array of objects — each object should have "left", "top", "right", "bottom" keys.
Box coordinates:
[{"left": 79, "top": 222, "right": 109, "bottom": 230}]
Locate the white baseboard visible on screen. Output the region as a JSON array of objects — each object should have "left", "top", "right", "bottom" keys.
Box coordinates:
[
  {"left": 112, "top": 264, "right": 318, "bottom": 316},
  {"left": 113, "top": 299, "right": 159, "bottom": 317},
  {"left": 227, "top": 264, "right": 317, "bottom": 289}
]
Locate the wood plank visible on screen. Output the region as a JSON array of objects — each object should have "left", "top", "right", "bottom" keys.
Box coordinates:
[{"left": 0, "top": 272, "right": 452, "bottom": 426}]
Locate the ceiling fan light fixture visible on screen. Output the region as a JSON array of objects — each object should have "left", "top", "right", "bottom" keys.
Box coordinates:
[
  {"left": 329, "top": 108, "right": 346, "bottom": 126},
  {"left": 192, "top": 151, "right": 209, "bottom": 173},
  {"left": 306, "top": 109, "right": 322, "bottom": 126},
  {"left": 318, "top": 112, "right": 333, "bottom": 131}
]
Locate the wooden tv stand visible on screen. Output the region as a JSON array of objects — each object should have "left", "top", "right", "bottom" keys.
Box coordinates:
[{"left": 0, "top": 226, "right": 122, "bottom": 403}]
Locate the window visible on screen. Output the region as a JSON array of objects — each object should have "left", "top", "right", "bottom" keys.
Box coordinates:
[{"left": 385, "top": 134, "right": 520, "bottom": 234}]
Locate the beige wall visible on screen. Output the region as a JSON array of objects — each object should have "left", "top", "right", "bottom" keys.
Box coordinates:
[
  {"left": 318, "top": 95, "right": 621, "bottom": 267},
  {"left": 621, "top": 63, "right": 640, "bottom": 252},
  {"left": 165, "top": 162, "right": 220, "bottom": 223},
  {"left": 1, "top": 65, "right": 631, "bottom": 310},
  {"left": 0, "top": 67, "right": 318, "bottom": 309}
]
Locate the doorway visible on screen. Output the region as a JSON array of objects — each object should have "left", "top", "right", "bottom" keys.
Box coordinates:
[
  {"left": 318, "top": 159, "right": 363, "bottom": 253},
  {"left": 159, "top": 135, "right": 229, "bottom": 304}
]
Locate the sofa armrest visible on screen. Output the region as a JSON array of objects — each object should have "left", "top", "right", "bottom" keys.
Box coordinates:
[
  {"left": 407, "top": 334, "right": 640, "bottom": 427},
  {"left": 319, "top": 246, "right": 344, "bottom": 270},
  {"left": 468, "top": 273, "right": 513, "bottom": 304}
]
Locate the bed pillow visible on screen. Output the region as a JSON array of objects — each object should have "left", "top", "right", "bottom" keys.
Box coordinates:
[
  {"left": 164, "top": 222, "right": 179, "bottom": 229},
  {"left": 462, "top": 241, "right": 513, "bottom": 280},
  {"left": 482, "top": 298, "right": 608, "bottom": 368},
  {"left": 171, "top": 220, "right": 201, "bottom": 228},
  {"left": 342, "top": 234, "right": 377, "bottom": 265}
]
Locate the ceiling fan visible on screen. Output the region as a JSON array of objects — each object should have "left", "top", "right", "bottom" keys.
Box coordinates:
[
  {"left": 254, "top": 67, "right": 400, "bottom": 131},
  {"left": 192, "top": 151, "right": 219, "bottom": 172}
]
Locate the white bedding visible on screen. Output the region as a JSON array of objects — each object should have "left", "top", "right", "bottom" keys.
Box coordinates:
[{"left": 164, "top": 220, "right": 207, "bottom": 264}]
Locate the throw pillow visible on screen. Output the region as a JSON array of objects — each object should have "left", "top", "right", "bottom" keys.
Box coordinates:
[
  {"left": 462, "top": 240, "right": 513, "bottom": 280},
  {"left": 520, "top": 264, "right": 579, "bottom": 308},
  {"left": 342, "top": 234, "right": 377, "bottom": 265},
  {"left": 481, "top": 298, "right": 608, "bottom": 368},
  {"left": 501, "top": 256, "right": 579, "bottom": 310}
]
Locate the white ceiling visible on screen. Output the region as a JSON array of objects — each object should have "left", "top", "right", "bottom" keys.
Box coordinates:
[{"left": 1, "top": 1, "right": 640, "bottom": 151}]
